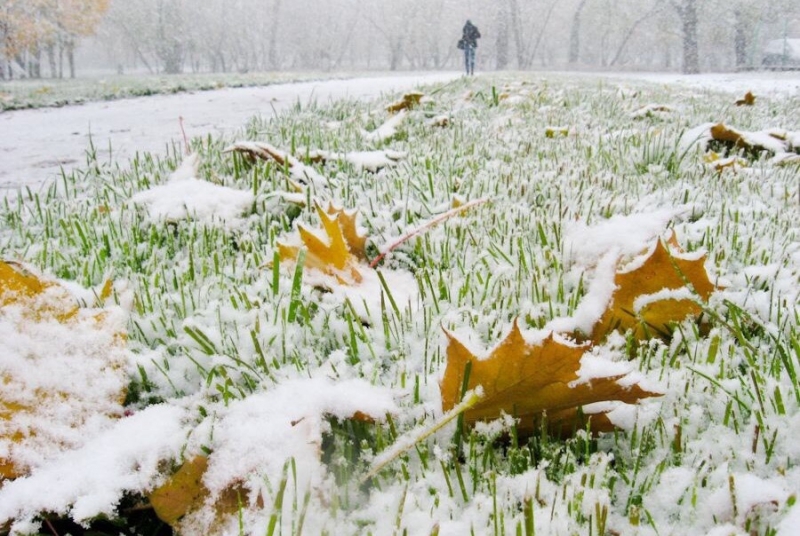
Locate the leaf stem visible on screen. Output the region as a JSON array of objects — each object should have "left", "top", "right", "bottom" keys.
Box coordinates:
[
  {"left": 361, "top": 388, "right": 483, "bottom": 484},
  {"left": 369, "top": 198, "right": 490, "bottom": 268}
]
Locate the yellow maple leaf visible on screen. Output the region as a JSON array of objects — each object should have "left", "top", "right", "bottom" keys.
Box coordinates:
[
  {"left": 0, "top": 261, "right": 128, "bottom": 479},
  {"left": 591, "top": 238, "right": 716, "bottom": 343},
  {"left": 323, "top": 202, "right": 368, "bottom": 261},
  {"left": 278, "top": 203, "right": 365, "bottom": 284},
  {"left": 440, "top": 321, "right": 660, "bottom": 437},
  {"left": 0, "top": 260, "right": 78, "bottom": 322},
  {"left": 149, "top": 455, "right": 257, "bottom": 530}
]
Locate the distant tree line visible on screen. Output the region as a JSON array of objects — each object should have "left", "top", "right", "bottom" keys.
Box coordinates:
[
  {"left": 3, "top": 0, "right": 799, "bottom": 79},
  {"left": 1, "top": 0, "right": 108, "bottom": 79}
]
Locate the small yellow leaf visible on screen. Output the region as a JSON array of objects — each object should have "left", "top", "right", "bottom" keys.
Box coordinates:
[
  {"left": 545, "top": 126, "right": 569, "bottom": 138},
  {"left": 150, "top": 456, "right": 210, "bottom": 526},
  {"left": 0, "top": 261, "right": 77, "bottom": 321},
  {"left": 440, "top": 321, "right": 660, "bottom": 437},
  {"left": 278, "top": 203, "right": 365, "bottom": 284},
  {"left": 735, "top": 91, "right": 756, "bottom": 106},
  {"left": 323, "top": 202, "right": 368, "bottom": 261},
  {"left": 386, "top": 91, "right": 424, "bottom": 113}
]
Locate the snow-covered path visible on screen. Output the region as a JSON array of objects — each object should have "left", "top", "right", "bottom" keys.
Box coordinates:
[{"left": 0, "top": 72, "right": 460, "bottom": 196}]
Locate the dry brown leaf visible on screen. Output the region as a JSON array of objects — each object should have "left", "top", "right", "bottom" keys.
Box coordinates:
[
  {"left": 735, "top": 91, "right": 756, "bottom": 106},
  {"left": 591, "top": 238, "right": 717, "bottom": 343},
  {"left": 278, "top": 203, "right": 365, "bottom": 284},
  {"left": 386, "top": 91, "right": 424, "bottom": 113},
  {"left": 440, "top": 321, "right": 660, "bottom": 437},
  {"left": 709, "top": 123, "right": 786, "bottom": 156},
  {"left": 224, "top": 141, "right": 326, "bottom": 189}
]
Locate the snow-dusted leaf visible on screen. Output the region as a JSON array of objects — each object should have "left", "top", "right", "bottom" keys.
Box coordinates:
[
  {"left": 440, "top": 320, "right": 660, "bottom": 437},
  {"left": 591, "top": 237, "right": 717, "bottom": 343},
  {"left": 0, "top": 261, "right": 130, "bottom": 479}
]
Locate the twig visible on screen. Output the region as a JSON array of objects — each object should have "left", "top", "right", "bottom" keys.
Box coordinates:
[
  {"left": 369, "top": 198, "right": 489, "bottom": 268},
  {"left": 361, "top": 389, "right": 483, "bottom": 484},
  {"left": 44, "top": 518, "right": 60, "bottom": 536},
  {"left": 179, "top": 116, "right": 191, "bottom": 155}
]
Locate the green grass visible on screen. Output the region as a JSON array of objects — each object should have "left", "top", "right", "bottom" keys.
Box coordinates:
[
  {"left": 1, "top": 73, "right": 799, "bottom": 535},
  {"left": 0, "top": 71, "right": 362, "bottom": 111}
]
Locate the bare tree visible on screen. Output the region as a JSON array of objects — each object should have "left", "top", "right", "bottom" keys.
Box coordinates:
[{"left": 609, "top": 2, "right": 665, "bottom": 67}]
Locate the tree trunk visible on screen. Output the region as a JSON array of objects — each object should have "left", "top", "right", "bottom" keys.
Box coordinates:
[
  {"left": 524, "top": 0, "right": 557, "bottom": 68},
  {"left": 67, "top": 41, "right": 76, "bottom": 78},
  {"left": 509, "top": 0, "right": 525, "bottom": 68},
  {"left": 568, "top": 0, "right": 588, "bottom": 64},
  {"left": 268, "top": 0, "right": 282, "bottom": 70},
  {"left": 673, "top": 0, "right": 700, "bottom": 74},
  {"left": 495, "top": 0, "right": 510, "bottom": 70},
  {"left": 733, "top": 9, "right": 748, "bottom": 69},
  {"left": 58, "top": 44, "right": 64, "bottom": 78},
  {"left": 47, "top": 44, "right": 57, "bottom": 78}
]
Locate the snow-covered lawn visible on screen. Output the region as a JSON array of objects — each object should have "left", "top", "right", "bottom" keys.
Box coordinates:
[{"left": 0, "top": 71, "right": 799, "bottom": 535}]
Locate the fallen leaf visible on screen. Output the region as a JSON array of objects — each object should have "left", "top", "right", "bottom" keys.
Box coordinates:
[
  {"left": 709, "top": 123, "right": 787, "bottom": 156},
  {"left": 149, "top": 456, "right": 210, "bottom": 525},
  {"left": 0, "top": 261, "right": 128, "bottom": 479},
  {"left": 309, "top": 149, "right": 406, "bottom": 172},
  {"left": 278, "top": 203, "right": 365, "bottom": 284},
  {"left": 386, "top": 91, "right": 424, "bottom": 113},
  {"left": 735, "top": 91, "right": 756, "bottom": 106},
  {"left": 631, "top": 104, "right": 675, "bottom": 120},
  {"left": 591, "top": 238, "right": 717, "bottom": 343},
  {"left": 0, "top": 260, "right": 77, "bottom": 322},
  {"left": 365, "top": 110, "right": 408, "bottom": 143},
  {"left": 323, "top": 202, "right": 368, "bottom": 261},
  {"left": 149, "top": 455, "right": 259, "bottom": 530},
  {"left": 440, "top": 321, "right": 660, "bottom": 437},
  {"left": 428, "top": 115, "right": 450, "bottom": 128},
  {"left": 224, "top": 141, "right": 328, "bottom": 188},
  {"left": 545, "top": 126, "right": 569, "bottom": 138},
  {"left": 704, "top": 152, "right": 748, "bottom": 173}
]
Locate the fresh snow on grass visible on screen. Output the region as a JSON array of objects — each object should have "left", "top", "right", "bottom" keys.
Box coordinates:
[{"left": 0, "top": 72, "right": 799, "bottom": 535}]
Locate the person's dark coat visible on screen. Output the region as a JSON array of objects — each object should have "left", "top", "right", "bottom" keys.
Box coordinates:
[{"left": 462, "top": 20, "right": 481, "bottom": 48}]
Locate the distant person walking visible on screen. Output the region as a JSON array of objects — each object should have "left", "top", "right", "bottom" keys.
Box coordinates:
[{"left": 459, "top": 19, "right": 481, "bottom": 75}]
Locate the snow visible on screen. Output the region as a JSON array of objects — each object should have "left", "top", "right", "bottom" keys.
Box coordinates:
[
  {"left": 0, "top": 275, "right": 131, "bottom": 478},
  {"left": 0, "top": 404, "right": 189, "bottom": 531},
  {"left": 365, "top": 109, "right": 409, "bottom": 143},
  {"left": 562, "top": 208, "right": 682, "bottom": 268},
  {"left": 196, "top": 378, "right": 396, "bottom": 495},
  {"left": 129, "top": 154, "right": 255, "bottom": 226},
  {"left": 586, "top": 71, "right": 800, "bottom": 97}
]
